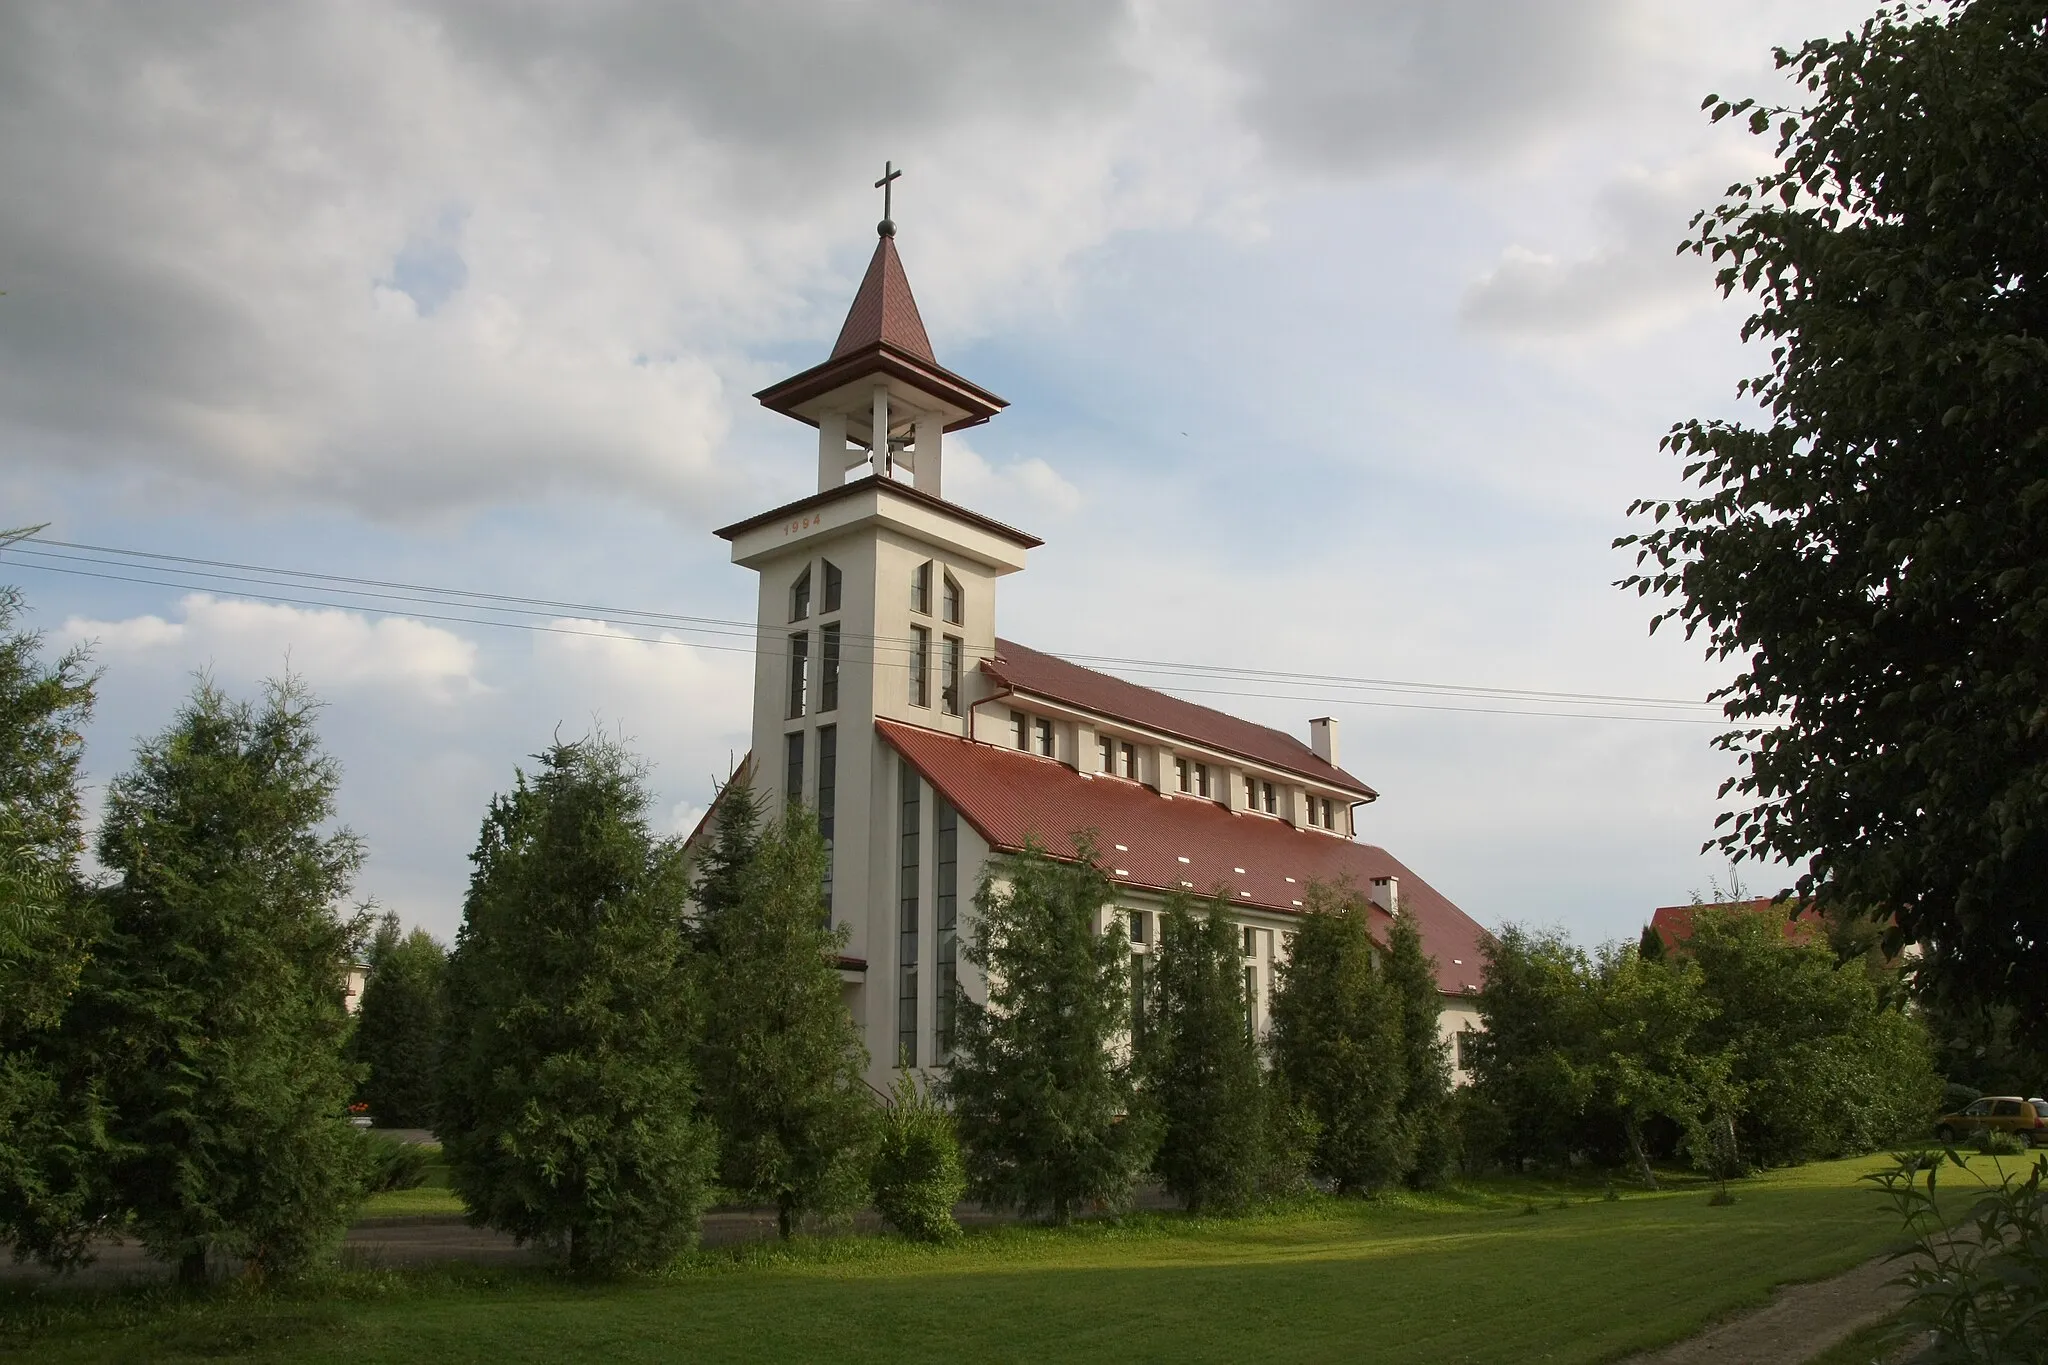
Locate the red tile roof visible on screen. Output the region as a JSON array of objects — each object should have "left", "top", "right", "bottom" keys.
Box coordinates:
[
  {"left": 832, "top": 235, "right": 936, "bottom": 364},
  {"left": 878, "top": 719, "right": 1488, "bottom": 994},
  {"left": 1648, "top": 898, "right": 1823, "bottom": 952},
  {"left": 984, "top": 640, "right": 1377, "bottom": 799}
]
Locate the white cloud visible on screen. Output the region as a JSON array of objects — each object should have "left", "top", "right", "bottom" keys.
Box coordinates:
[
  {"left": 62, "top": 594, "right": 484, "bottom": 702},
  {"left": 1457, "top": 154, "right": 1764, "bottom": 341},
  {"left": 944, "top": 441, "right": 1083, "bottom": 523}
]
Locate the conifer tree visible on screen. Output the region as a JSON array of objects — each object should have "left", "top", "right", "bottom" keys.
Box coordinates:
[
  {"left": 1141, "top": 891, "right": 1266, "bottom": 1213},
  {"left": 1384, "top": 910, "right": 1456, "bottom": 1187},
  {"left": 687, "top": 771, "right": 761, "bottom": 951},
  {"left": 0, "top": 583, "right": 108, "bottom": 1269},
  {"left": 352, "top": 913, "right": 445, "bottom": 1129},
  {"left": 79, "top": 677, "right": 368, "bottom": 1282},
  {"left": 1268, "top": 882, "right": 1408, "bottom": 1194},
  {"left": 696, "top": 805, "right": 873, "bottom": 1238},
  {"left": 438, "top": 736, "right": 713, "bottom": 1272},
  {"left": 947, "top": 839, "right": 1157, "bottom": 1224}
]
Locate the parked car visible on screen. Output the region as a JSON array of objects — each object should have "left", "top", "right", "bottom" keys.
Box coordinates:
[{"left": 1933, "top": 1096, "right": 2048, "bottom": 1147}]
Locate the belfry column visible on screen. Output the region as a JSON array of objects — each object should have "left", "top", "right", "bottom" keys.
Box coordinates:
[
  {"left": 914, "top": 413, "right": 943, "bottom": 497},
  {"left": 817, "top": 412, "right": 848, "bottom": 492},
  {"left": 871, "top": 384, "right": 891, "bottom": 478}
]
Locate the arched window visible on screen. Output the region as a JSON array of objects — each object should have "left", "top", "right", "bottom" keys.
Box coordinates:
[
  {"left": 911, "top": 561, "right": 932, "bottom": 615},
  {"left": 789, "top": 565, "right": 812, "bottom": 622},
  {"left": 942, "top": 571, "right": 962, "bottom": 624}
]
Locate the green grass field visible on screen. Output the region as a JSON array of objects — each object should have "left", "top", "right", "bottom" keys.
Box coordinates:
[
  {"left": 361, "top": 1144, "right": 463, "bottom": 1219},
  {"left": 0, "top": 1156, "right": 1922, "bottom": 1364}
]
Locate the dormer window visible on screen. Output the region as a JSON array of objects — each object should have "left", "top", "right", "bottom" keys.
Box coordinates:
[
  {"left": 790, "top": 565, "right": 812, "bottom": 622},
  {"left": 912, "top": 560, "right": 932, "bottom": 615},
  {"left": 822, "top": 560, "right": 842, "bottom": 613},
  {"left": 1011, "top": 710, "right": 1028, "bottom": 750},
  {"left": 1175, "top": 757, "right": 1191, "bottom": 792},
  {"left": 1035, "top": 718, "right": 1054, "bottom": 758},
  {"left": 1262, "top": 782, "right": 1277, "bottom": 815},
  {"left": 942, "top": 572, "right": 962, "bottom": 625}
]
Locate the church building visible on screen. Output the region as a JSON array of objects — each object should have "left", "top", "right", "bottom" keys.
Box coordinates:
[{"left": 710, "top": 202, "right": 1491, "bottom": 1096}]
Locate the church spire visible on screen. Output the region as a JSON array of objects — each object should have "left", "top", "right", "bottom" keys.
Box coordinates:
[{"left": 754, "top": 167, "right": 1006, "bottom": 499}]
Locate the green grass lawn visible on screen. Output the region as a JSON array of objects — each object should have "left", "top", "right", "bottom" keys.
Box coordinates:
[
  {"left": 0, "top": 1155, "right": 1924, "bottom": 1364},
  {"left": 360, "top": 1144, "right": 464, "bottom": 1219}
]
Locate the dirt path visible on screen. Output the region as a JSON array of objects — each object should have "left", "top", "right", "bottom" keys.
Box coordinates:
[{"left": 1621, "top": 1252, "right": 1909, "bottom": 1365}]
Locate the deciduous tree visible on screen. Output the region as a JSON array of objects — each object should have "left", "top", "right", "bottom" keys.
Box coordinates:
[{"left": 1618, "top": 0, "right": 2048, "bottom": 1033}]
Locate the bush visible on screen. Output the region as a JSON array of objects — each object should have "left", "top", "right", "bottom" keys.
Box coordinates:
[
  {"left": 872, "top": 1074, "right": 964, "bottom": 1242},
  {"left": 1974, "top": 1129, "right": 2029, "bottom": 1158},
  {"left": 1869, "top": 1150, "right": 2047, "bottom": 1362},
  {"left": 361, "top": 1136, "right": 430, "bottom": 1194}
]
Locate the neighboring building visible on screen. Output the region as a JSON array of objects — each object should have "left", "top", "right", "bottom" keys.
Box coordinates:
[
  {"left": 709, "top": 214, "right": 1493, "bottom": 1094},
  {"left": 343, "top": 961, "right": 368, "bottom": 1014},
  {"left": 1646, "top": 898, "right": 1824, "bottom": 955}
]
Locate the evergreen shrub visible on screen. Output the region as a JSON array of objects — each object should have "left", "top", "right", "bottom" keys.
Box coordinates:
[{"left": 872, "top": 1073, "right": 964, "bottom": 1242}]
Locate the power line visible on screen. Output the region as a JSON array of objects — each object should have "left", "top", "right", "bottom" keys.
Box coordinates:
[{"left": 3, "top": 536, "right": 1736, "bottom": 726}]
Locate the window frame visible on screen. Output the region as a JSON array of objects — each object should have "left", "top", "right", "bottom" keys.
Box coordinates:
[
  {"left": 789, "top": 565, "right": 812, "bottom": 622},
  {"left": 1035, "top": 717, "right": 1055, "bottom": 757},
  {"left": 819, "top": 622, "right": 840, "bottom": 712},
  {"left": 786, "top": 631, "right": 809, "bottom": 719},
  {"left": 941, "top": 634, "right": 963, "bottom": 716},
  {"left": 911, "top": 560, "right": 933, "bottom": 615},
  {"left": 821, "top": 559, "right": 842, "bottom": 614},
  {"left": 941, "top": 571, "right": 963, "bottom": 625},
  {"left": 908, "top": 625, "right": 930, "bottom": 707}
]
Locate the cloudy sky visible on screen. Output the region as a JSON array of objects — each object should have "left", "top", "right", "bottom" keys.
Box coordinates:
[{"left": 0, "top": 0, "right": 1872, "bottom": 948}]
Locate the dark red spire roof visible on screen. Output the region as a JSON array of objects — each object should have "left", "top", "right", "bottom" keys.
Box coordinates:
[{"left": 831, "top": 235, "right": 936, "bottom": 365}]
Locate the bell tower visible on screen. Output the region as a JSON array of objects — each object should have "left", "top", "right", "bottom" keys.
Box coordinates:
[{"left": 714, "top": 172, "right": 1039, "bottom": 1083}]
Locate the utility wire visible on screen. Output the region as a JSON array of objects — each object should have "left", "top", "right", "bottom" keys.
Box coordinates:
[{"left": 3, "top": 536, "right": 1736, "bottom": 726}]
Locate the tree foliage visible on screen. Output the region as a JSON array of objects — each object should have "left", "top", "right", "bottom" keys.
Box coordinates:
[
  {"left": 1384, "top": 911, "right": 1457, "bottom": 1189},
  {"left": 696, "top": 805, "right": 872, "bottom": 1239},
  {"left": 352, "top": 914, "right": 445, "bottom": 1130},
  {"left": 1268, "top": 883, "right": 1408, "bottom": 1194},
  {"left": 1617, "top": 0, "right": 2048, "bottom": 1031},
  {"left": 687, "top": 771, "right": 761, "bottom": 953},
  {"left": 1471, "top": 908, "right": 1940, "bottom": 1176},
  {"left": 1140, "top": 891, "right": 1267, "bottom": 1213},
  {"left": 947, "top": 839, "right": 1156, "bottom": 1224},
  {"left": 0, "top": 585, "right": 106, "bottom": 1268},
  {"left": 871, "top": 1072, "right": 964, "bottom": 1243},
  {"left": 79, "top": 677, "right": 368, "bottom": 1282},
  {"left": 437, "top": 737, "right": 713, "bottom": 1273}
]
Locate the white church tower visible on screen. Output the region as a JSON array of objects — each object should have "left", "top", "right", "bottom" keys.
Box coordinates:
[{"left": 714, "top": 181, "right": 1040, "bottom": 1086}]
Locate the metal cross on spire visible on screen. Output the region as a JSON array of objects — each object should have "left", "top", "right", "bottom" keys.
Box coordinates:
[{"left": 875, "top": 161, "right": 902, "bottom": 238}]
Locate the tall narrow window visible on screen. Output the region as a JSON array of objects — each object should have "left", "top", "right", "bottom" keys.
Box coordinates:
[
  {"left": 1175, "top": 757, "right": 1191, "bottom": 793},
  {"left": 786, "top": 632, "right": 809, "bottom": 719},
  {"left": 1131, "top": 951, "right": 1149, "bottom": 1048},
  {"left": 819, "top": 623, "right": 840, "bottom": 712},
  {"left": 1242, "top": 925, "right": 1257, "bottom": 957},
  {"left": 1119, "top": 741, "right": 1137, "bottom": 780},
  {"left": 1098, "top": 735, "right": 1114, "bottom": 772},
  {"left": 908, "top": 625, "right": 930, "bottom": 707},
  {"left": 1011, "top": 710, "right": 1028, "bottom": 749},
  {"left": 1244, "top": 775, "right": 1256, "bottom": 808},
  {"left": 789, "top": 565, "right": 811, "bottom": 622},
  {"left": 784, "top": 730, "right": 804, "bottom": 810},
  {"left": 911, "top": 560, "right": 932, "bottom": 615},
  {"left": 935, "top": 796, "right": 958, "bottom": 1058},
  {"left": 898, "top": 763, "right": 921, "bottom": 1067},
  {"left": 1244, "top": 964, "right": 1259, "bottom": 1042},
  {"left": 821, "top": 559, "right": 842, "bottom": 613},
  {"left": 1262, "top": 781, "right": 1277, "bottom": 815},
  {"left": 1197, "top": 763, "right": 1212, "bottom": 799},
  {"left": 817, "top": 725, "right": 836, "bottom": 924},
  {"left": 941, "top": 636, "right": 963, "bottom": 716},
  {"left": 1127, "top": 910, "right": 1148, "bottom": 945},
  {"left": 1035, "top": 718, "right": 1054, "bottom": 757},
  {"left": 942, "top": 572, "right": 962, "bottom": 625}
]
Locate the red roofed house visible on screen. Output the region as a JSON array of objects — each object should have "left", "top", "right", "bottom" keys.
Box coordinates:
[
  {"left": 1646, "top": 898, "right": 1826, "bottom": 954},
  {"left": 712, "top": 208, "right": 1492, "bottom": 1096}
]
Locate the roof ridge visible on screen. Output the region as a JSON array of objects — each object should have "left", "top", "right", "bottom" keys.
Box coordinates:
[{"left": 993, "top": 638, "right": 1306, "bottom": 752}]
